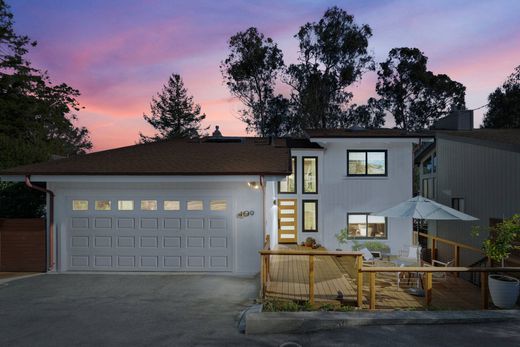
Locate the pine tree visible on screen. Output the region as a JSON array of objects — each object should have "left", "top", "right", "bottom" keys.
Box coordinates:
[{"left": 140, "top": 74, "right": 208, "bottom": 142}]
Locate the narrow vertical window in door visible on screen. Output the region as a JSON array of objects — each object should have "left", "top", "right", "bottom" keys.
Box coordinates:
[{"left": 278, "top": 199, "right": 297, "bottom": 244}]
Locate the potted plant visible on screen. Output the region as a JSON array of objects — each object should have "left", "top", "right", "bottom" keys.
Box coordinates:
[
  {"left": 304, "top": 237, "right": 316, "bottom": 248},
  {"left": 473, "top": 214, "right": 520, "bottom": 309}
]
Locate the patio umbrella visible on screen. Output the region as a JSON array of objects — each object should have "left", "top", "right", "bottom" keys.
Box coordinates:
[{"left": 371, "top": 196, "right": 478, "bottom": 221}]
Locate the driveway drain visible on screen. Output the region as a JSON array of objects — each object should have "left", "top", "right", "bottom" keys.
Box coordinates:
[{"left": 280, "top": 342, "right": 302, "bottom": 347}]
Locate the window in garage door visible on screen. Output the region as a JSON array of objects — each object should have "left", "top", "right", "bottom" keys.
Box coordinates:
[
  {"left": 187, "top": 200, "right": 203, "bottom": 210},
  {"left": 118, "top": 200, "right": 134, "bottom": 210},
  {"left": 164, "top": 200, "right": 180, "bottom": 210},
  {"left": 141, "top": 200, "right": 157, "bottom": 210},
  {"left": 210, "top": 200, "right": 227, "bottom": 211}
]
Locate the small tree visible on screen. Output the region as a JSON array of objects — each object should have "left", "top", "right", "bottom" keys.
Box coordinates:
[
  {"left": 473, "top": 214, "right": 520, "bottom": 266},
  {"left": 482, "top": 65, "right": 520, "bottom": 128},
  {"left": 140, "top": 74, "right": 207, "bottom": 142}
]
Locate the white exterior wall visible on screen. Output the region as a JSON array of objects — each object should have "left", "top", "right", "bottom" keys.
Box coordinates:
[
  {"left": 49, "top": 179, "right": 263, "bottom": 275},
  {"left": 266, "top": 139, "right": 416, "bottom": 253}
]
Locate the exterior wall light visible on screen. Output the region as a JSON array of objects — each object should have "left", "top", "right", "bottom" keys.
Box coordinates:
[{"left": 248, "top": 181, "right": 260, "bottom": 189}]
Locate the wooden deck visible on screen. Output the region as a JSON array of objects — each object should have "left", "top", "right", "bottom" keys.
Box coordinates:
[{"left": 264, "top": 246, "right": 484, "bottom": 310}]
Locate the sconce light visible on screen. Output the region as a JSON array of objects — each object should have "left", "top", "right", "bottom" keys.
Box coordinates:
[{"left": 248, "top": 181, "right": 260, "bottom": 189}]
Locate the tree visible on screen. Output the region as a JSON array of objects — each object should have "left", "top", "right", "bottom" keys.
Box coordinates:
[
  {"left": 376, "top": 47, "right": 466, "bottom": 131},
  {"left": 286, "top": 7, "right": 374, "bottom": 131},
  {"left": 0, "top": 0, "right": 91, "bottom": 217},
  {"left": 343, "top": 97, "right": 385, "bottom": 129},
  {"left": 482, "top": 65, "right": 520, "bottom": 128},
  {"left": 221, "top": 27, "right": 287, "bottom": 137},
  {"left": 139, "top": 74, "right": 208, "bottom": 142}
]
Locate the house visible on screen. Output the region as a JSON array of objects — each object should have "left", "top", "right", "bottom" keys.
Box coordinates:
[
  {"left": 416, "top": 111, "right": 520, "bottom": 266},
  {"left": 0, "top": 129, "right": 431, "bottom": 274}
]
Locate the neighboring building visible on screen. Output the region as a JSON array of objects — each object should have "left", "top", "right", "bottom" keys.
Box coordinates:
[
  {"left": 1, "top": 129, "right": 430, "bottom": 274},
  {"left": 416, "top": 111, "right": 520, "bottom": 266}
]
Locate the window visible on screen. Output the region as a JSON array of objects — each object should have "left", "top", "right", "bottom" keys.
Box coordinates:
[
  {"left": 302, "top": 200, "right": 318, "bottom": 232},
  {"left": 164, "top": 200, "right": 180, "bottom": 211},
  {"left": 432, "top": 152, "right": 437, "bottom": 173},
  {"left": 187, "top": 200, "right": 203, "bottom": 211},
  {"left": 347, "top": 150, "right": 387, "bottom": 176},
  {"left": 422, "top": 152, "right": 436, "bottom": 175},
  {"left": 118, "top": 200, "right": 134, "bottom": 210},
  {"left": 302, "top": 157, "right": 318, "bottom": 194},
  {"left": 278, "top": 157, "right": 296, "bottom": 193},
  {"left": 95, "top": 200, "right": 111, "bottom": 211},
  {"left": 72, "top": 200, "right": 88, "bottom": 211},
  {"left": 140, "top": 200, "right": 157, "bottom": 211},
  {"left": 210, "top": 200, "right": 227, "bottom": 211},
  {"left": 451, "top": 198, "right": 465, "bottom": 212},
  {"left": 347, "top": 213, "right": 386, "bottom": 239},
  {"left": 422, "top": 178, "right": 435, "bottom": 199}
]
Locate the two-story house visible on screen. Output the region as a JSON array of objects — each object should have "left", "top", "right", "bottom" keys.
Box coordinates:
[{"left": 1, "top": 129, "right": 430, "bottom": 274}]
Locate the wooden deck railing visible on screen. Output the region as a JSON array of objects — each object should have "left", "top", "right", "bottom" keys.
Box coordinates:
[
  {"left": 414, "top": 231, "right": 488, "bottom": 275},
  {"left": 259, "top": 249, "right": 363, "bottom": 305},
  {"left": 360, "top": 266, "right": 520, "bottom": 310}
]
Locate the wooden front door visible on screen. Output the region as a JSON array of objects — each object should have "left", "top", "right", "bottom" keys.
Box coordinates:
[{"left": 278, "top": 199, "right": 297, "bottom": 244}]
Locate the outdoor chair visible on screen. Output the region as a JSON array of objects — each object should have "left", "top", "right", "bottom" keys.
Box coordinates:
[
  {"left": 422, "top": 259, "right": 454, "bottom": 280},
  {"left": 360, "top": 247, "right": 381, "bottom": 266},
  {"left": 397, "top": 245, "right": 421, "bottom": 265}
]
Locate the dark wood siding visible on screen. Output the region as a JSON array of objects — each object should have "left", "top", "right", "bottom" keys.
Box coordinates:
[{"left": 0, "top": 219, "right": 46, "bottom": 272}]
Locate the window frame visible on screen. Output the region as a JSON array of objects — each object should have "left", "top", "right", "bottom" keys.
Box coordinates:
[
  {"left": 347, "top": 150, "right": 388, "bottom": 177},
  {"left": 302, "top": 156, "right": 318, "bottom": 194},
  {"left": 346, "top": 212, "right": 388, "bottom": 240},
  {"left": 451, "top": 197, "right": 465, "bottom": 212},
  {"left": 278, "top": 156, "right": 297, "bottom": 194},
  {"left": 302, "top": 200, "right": 318, "bottom": 233}
]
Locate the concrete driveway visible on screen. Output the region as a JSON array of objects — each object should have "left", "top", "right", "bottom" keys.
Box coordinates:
[{"left": 1, "top": 274, "right": 520, "bottom": 347}]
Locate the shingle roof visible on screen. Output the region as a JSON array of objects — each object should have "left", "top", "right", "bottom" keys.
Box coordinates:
[
  {"left": 306, "top": 128, "right": 433, "bottom": 138},
  {"left": 1, "top": 137, "right": 292, "bottom": 176},
  {"left": 436, "top": 129, "right": 520, "bottom": 153}
]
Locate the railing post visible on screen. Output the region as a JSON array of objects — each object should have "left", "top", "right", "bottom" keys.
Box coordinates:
[
  {"left": 261, "top": 254, "right": 266, "bottom": 299},
  {"left": 425, "top": 272, "right": 433, "bottom": 307},
  {"left": 431, "top": 239, "right": 436, "bottom": 261},
  {"left": 309, "top": 255, "right": 315, "bottom": 305},
  {"left": 369, "top": 272, "right": 376, "bottom": 310},
  {"left": 481, "top": 272, "right": 489, "bottom": 310},
  {"left": 357, "top": 255, "right": 363, "bottom": 308},
  {"left": 454, "top": 245, "right": 460, "bottom": 277}
]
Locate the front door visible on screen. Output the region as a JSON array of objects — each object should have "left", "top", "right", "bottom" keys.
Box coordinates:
[{"left": 278, "top": 199, "right": 297, "bottom": 244}]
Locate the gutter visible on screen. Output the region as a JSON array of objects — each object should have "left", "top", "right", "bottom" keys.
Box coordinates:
[{"left": 24, "top": 175, "right": 55, "bottom": 271}]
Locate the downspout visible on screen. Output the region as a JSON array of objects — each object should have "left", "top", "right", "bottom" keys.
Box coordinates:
[
  {"left": 25, "top": 175, "right": 55, "bottom": 271},
  {"left": 260, "top": 175, "right": 266, "bottom": 246}
]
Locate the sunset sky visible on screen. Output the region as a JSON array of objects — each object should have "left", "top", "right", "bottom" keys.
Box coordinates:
[{"left": 10, "top": 0, "right": 520, "bottom": 151}]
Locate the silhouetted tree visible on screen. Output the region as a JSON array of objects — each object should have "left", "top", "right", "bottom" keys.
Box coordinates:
[
  {"left": 140, "top": 74, "right": 208, "bottom": 142},
  {"left": 286, "top": 7, "right": 374, "bottom": 131},
  {"left": 343, "top": 97, "right": 385, "bottom": 129},
  {"left": 0, "top": 0, "right": 91, "bottom": 217},
  {"left": 376, "top": 47, "right": 466, "bottom": 131},
  {"left": 221, "top": 27, "right": 287, "bottom": 136},
  {"left": 482, "top": 65, "right": 520, "bottom": 128}
]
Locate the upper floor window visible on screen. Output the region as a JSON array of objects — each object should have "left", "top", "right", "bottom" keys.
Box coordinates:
[
  {"left": 347, "top": 150, "right": 387, "bottom": 176},
  {"left": 279, "top": 157, "right": 296, "bottom": 193},
  {"left": 422, "top": 151, "right": 436, "bottom": 175},
  {"left": 302, "top": 157, "right": 318, "bottom": 194}
]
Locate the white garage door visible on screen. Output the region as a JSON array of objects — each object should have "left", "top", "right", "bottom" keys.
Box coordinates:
[{"left": 65, "top": 196, "right": 233, "bottom": 272}]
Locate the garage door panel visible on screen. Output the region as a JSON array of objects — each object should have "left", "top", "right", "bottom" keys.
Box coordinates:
[
  {"left": 140, "top": 218, "right": 159, "bottom": 229},
  {"left": 94, "top": 218, "right": 112, "bottom": 229},
  {"left": 66, "top": 196, "right": 233, "bottom": 272},
  {"left": 117, "top": 218, "right": 135, "bottom": 229},
  {"left": 94, "top": 236, "right": 112, "bottom": 248}
]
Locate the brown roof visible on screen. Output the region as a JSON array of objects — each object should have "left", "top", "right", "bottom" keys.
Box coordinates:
[
  {"left": 1, "top": 137, "right": 292, "bottom": 176},
  {"left": 306, "top": 128, "right": 433, "bottom": 138},
  {"left": 436, "top": 129, "right": 520, "bottom": 153}
]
